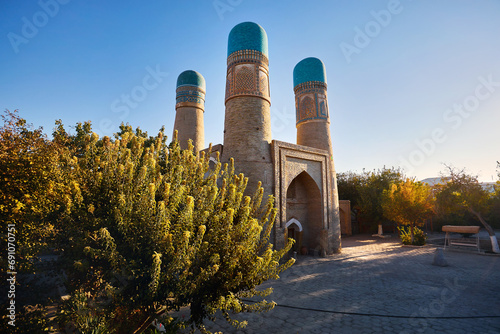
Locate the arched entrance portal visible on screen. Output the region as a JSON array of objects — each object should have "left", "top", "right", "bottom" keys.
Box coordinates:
[{"left": 286, "top": 171, "right": 323, "bottom": 254}]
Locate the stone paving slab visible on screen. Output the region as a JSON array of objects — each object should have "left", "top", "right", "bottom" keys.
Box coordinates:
[{"left": 191, "top": 235, "right": 500, "bottom": 333}]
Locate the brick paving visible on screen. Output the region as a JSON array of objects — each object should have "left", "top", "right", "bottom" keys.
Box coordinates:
[{"left": 194, "top": 235, "right": 500, "bottom": 333}]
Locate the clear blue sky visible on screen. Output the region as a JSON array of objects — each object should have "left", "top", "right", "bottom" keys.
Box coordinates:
[{"left": 1, "top": 0, "right": 499, "bottom": 182}]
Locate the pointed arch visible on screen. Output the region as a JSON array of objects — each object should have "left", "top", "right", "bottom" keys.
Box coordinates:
[
  {"left": 286, "top": 171, "right": 323, "bottom": 251},
  {"left": 286, "top": 170, "right": 321, "bottom": 197},
  {"left": 285, "top": 218, "right": 303, "bottom": 232}
]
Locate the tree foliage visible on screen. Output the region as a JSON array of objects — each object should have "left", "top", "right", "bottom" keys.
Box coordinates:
[
  {"left": 358, "top": 167, "right": 404, "bottom": 226},
  {"left": 51, "top": 123, "right": 294, "bottom": 332},
  {"left": 336, "top": 171, "right": 364, "bottom": 210},
  {"left": 337, "top": 167, "right": 404, "bottom": 229},
  {"left": 1, "top": 110, "right": 294, "bottom": 332},
  {"left": 435, "top": 167, "right": 490, "bottom": 225},
  {"left": 435, "top": 165, "right": 499, "bottom": 253},
  {"left": 0, "top": 110, "right": 59, "bottom": 269},
  {"left": 488, "top": 161, "right": 500, "bottom": 227},
  {"left": 382, "top": 178, "right": 434, "bottom": 244}
]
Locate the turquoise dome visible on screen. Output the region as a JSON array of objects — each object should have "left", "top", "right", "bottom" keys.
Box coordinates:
[
  {"left": 227, "top": 22, "right": 268, "bottom": 57},
  {"left": 176, "top": 70, "right": 206, "bottom": 91},
  {"left": 293, "top": 57, "right": 327, "bottom": 87}
]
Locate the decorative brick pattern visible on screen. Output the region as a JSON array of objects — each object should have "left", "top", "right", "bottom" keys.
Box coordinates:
[
  {"left": 175, "top": 85, "right": 205, "bottom": 111},
  {"left": 227, "top": 49, "right": 269, "bottom": 67},
  {"left": 225, "top": 70, "right": 232, "bottom": 101},
  {"left": 225, "top": 49, "right": 270, "bottom": 104},
  {"left": 235, "top": 66, "right": 255, "bottom": 92},
  {"left": 319, "top": 100, "right": 328, "bottom": 117},
  {"left": 259, "top": 69, "right": 268, "bottom": 95},
  {"left": 300, "top": 96, "right": 316, "bottom": 119},
  {"left": 294, "top": 81, "right": 328, "bottom": 125}
]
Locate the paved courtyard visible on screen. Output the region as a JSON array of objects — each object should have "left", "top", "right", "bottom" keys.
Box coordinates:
[{"left": 196, "top": 234, "right": 500, "bottom": 333}]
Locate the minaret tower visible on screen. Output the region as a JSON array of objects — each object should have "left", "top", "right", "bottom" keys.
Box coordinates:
[
  {"left": 173, "top": 70, "right": 206, "bottom": 152},
  {"left": 293, "top": 58, "right": 334, "bottom": 156},
  {"left": 293, "top": 57, "right": 341, "bottom": 251},
  {"left": 223, "top": 22, "right": 273, "bottom": 194}
]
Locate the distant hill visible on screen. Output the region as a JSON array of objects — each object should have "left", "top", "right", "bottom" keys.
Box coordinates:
[
  {"left": 420, "top": 177, "right": 448, "bottom": 186},
  {"left": 420, "top": 177, "right": 497, "bottom": 192},
  {"left": 481, "top": 182, "right": 497, "bottom": 193}
]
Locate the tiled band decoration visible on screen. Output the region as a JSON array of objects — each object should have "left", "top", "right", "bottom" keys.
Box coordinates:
[
  {"left": 225, "top": 49, "right": 270, "bottom": 104},
  {"left": 294, "top": 81, "right": 329, "bottom": 125},
  {"left": 175, "top": 86, "right": 206, "bottom": 110}
]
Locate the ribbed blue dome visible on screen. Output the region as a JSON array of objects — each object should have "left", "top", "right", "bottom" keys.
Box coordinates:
[
  {"left": 227, "top": 22, "right": 268, "bottom": 57},
  {"left": 176, "top": 70, "right": 206, "bottom": 91},
  {"left": 293, "top": 57, "right": 327, "bottom": 88}
]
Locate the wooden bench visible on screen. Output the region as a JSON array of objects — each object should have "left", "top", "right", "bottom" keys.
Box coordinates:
[{"left": 442, "top": 225, "right": 481, "bottom": 252}]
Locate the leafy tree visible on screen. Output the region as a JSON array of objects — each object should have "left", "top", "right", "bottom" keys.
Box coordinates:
[
  {"left": 0, "top": 110, "right": 60, "bottom": 269},
  {"left": 488, "top": 161, "right": 500, "bottom": 229},
  {"left": 0, "top": 110, "right": 73, "bottom": 332},
  {"left": 358, "top": 167, "right": 404, "bottom": 228},
  {"left": 435, "top": 166, "right": 499, "bottom": 253},
  {"left": 338, "top": 167, "right": 404, "bottom": 233},
  {"left": 382, "top": 178, "right": 434, "bottom": 244},
  {"left": 53, "top": 124, "right": 295, "bottom": 333},
  {"left": 337, "top": 171, "right": 366, "bottom": 210}
]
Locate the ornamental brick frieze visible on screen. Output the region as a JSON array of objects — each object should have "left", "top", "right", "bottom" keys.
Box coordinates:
[
  {"left": 225, "top": 49, "right": 270, "bottom": 104},
  {"left": 175, "top": 85, "right": 206, "bottom": 110},
  {"left": 295, "top": 81, "right": 329, "bottom": 124}
]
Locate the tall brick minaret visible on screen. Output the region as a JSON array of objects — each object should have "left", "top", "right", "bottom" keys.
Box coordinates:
[
  {"left": 293, "top": 58, "right": 334, "bottom": 157},
  {"left": 223, "top": 22, "right": 273, "bottom": 195},
  {"left": 173, "top": 70, "right": 205, "bottom": 152},
  {"left": 293, "top": 57, "right": 341, "bottom": 251}
]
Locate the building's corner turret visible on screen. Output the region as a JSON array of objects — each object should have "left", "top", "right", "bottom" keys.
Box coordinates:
[
  {"left": 293, "top": 57, "right": 341, "bottom": 253},
  {"left": 223, "top": 22, "right": 273, "bottom": 195},
  {"left": 293, "top": 57, "right": 332, "bottom": 155},
  {"left": 173, "top": 70, "right": 205, "bottom": 152}
]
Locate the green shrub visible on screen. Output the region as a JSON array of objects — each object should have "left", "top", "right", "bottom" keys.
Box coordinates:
[
  {"left": 57, "top": 290, "right": 112, "bottom": 334},
  {"left": 51, "top": 125, "right": 294, "bottom": 333},
  {"left": 398, "top": 225, "right": 427, "bottom": 246}
]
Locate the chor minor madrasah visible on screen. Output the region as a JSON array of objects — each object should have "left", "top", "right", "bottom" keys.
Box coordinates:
[{"left": 172, "top": 22, "right": 350, "bottom": 254}]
